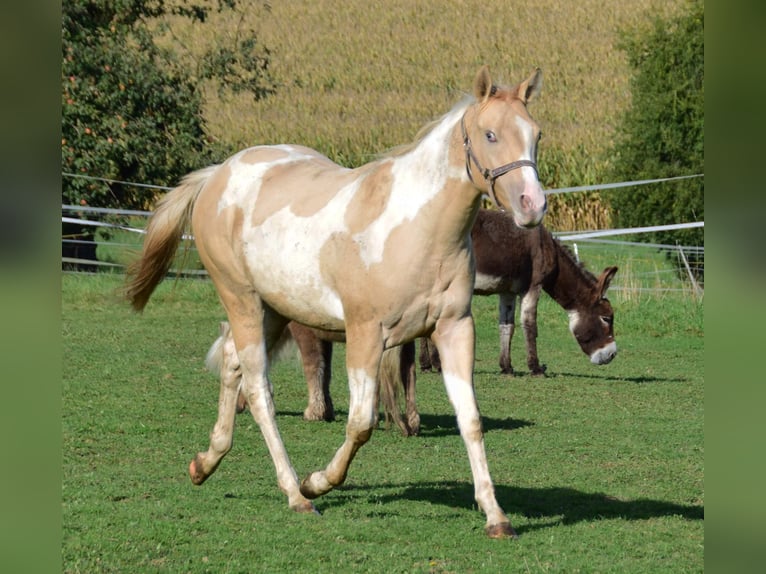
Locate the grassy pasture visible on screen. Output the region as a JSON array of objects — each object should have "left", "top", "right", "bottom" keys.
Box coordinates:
[
  {"left": 62, "top": 252, "right": 702, "bottom": 572},
  {"left": 155, "top": 0, "right": 688, "bottom": 230}
]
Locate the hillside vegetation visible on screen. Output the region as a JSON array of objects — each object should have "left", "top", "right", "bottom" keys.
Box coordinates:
[{"left": 158, "top": 0, "right": 686, "bottom": 229}]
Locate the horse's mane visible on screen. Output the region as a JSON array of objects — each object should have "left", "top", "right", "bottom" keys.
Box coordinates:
[{"left": 380, "top": 95, "right": 474, "bottom": 159}]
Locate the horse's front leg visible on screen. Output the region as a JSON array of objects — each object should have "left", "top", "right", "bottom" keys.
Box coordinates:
[
  {"left": 301, "top": 328, "right": 382, "bottom": 498},
  {"left": 520, "top": 286, "right": 545, "bottom": 375},
  {"left": 432, "top": 315, "right": 516, "bottom": 539},
  {"left": 498, "top": 293, "right": 516, "bottom": 375}
]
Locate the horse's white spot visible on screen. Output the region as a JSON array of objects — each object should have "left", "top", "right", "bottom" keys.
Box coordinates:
[
  {"left": 217, "top": 147, "right": 309, "bottom": 214},
  {"left": 352, "top": 111, "right": 459, "bottom": 268},
  {"left": 590, "top": 341, "right": 617, "bottom": 365}
]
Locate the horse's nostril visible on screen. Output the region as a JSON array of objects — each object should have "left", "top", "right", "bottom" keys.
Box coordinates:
[{"left": 520, "top": 194, "right": 532, "bottom": 211}]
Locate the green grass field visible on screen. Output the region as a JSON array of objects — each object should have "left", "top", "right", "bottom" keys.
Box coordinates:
[{"left": 62, "top": 260, "right": 702, "bottom": 572}]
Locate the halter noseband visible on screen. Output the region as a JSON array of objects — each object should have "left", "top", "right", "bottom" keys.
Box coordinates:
[{"left": 460, "top": 113, "right": 538, "bottom": 209}]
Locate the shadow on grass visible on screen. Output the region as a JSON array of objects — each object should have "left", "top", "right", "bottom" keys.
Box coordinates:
[
  {"left": 548, "top": 371, "right": 691, "bottom": 384},
  {"left": 276, "top": 411, "right": 533, "bottom": 437},
  {"left": 322, "top": 481, "right": 703, "bottom": 534}
]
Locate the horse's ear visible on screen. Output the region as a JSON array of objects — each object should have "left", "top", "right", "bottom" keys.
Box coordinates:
[
  {"left": 597, "top": 266, "right": 619, "bottom": 298},
  {"left": 473, "top": 65, "right": 494, "bottom": 102},
  {"left": 219, "top": 321, "right": 231, "bottom": 338},
  {"left": 518, "top": 68, "right": 543, "bottom": 104}
]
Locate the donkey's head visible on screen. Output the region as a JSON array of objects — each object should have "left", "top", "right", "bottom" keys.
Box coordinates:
[
  {"left": 463, "top": 66, "right": 547, "bottom": 228},
  {"left": 568, "top": 266, "right": 619, "bottom": 365}
]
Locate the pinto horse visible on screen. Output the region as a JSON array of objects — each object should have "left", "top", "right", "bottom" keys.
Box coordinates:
[
  {"left": 213, "top": 210, "right": 617, "bottom": 436},
  {"left": 421, "top": 209, "right": 618, "bottom": 375},
  {"left": 125, "top": 66, "right": 546, "bottom": 538}
]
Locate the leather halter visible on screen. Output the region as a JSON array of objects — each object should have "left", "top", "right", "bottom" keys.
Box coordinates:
[{"left": 460, "top": 113, "right": 538, "bottom": 209}]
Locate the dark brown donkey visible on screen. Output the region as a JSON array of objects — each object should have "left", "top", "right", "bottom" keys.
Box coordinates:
[{"left": 421, "top": 208, "right": 618, "bottom": 376}]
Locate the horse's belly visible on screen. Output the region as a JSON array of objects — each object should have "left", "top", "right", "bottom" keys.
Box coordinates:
[{"left": 242, "top": 222, "right": 347, "bottom": 329}]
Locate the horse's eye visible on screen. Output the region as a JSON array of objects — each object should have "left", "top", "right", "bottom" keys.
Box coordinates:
[
  {"left": 485, "top": 131, "right": 497, "bottom": 143},
  {"left": 601, "top": 316, "right": 613, "bottom": 326}
]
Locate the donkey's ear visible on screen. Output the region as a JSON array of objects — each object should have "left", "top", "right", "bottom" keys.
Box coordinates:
[
  {"left": 219, "top": 321, "right": 231, "bottom": 338},
  {"left": 473, "top": 65, "right": 494, "bottom": 102},
  {"left": 518, "top": 68, "right": 543, "bottom": 104},
  {"left": 597, "top": 266, "right": 619, "bottom": 298}
]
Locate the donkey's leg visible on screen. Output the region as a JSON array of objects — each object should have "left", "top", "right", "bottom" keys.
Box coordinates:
[
  {"left": 520, "top": 286, "right": 545, "bottom": 375},
  {"left": 400, "top": 341, "right": 420, "bottom": 436},
  {"left": 498, "top": 293, "right": 516, "bottom": 375},
  {"left": 432, "top": 316, "right": 516, "bottom": 538},
  {"left": 189, "top": 322, "right": 241, "bottom": 485},
  {"left": 300, "top": 328, "right": 382, "bottom": 498},
  {"left": 290, "top": 324, "right": 335, "bottom": 422}
]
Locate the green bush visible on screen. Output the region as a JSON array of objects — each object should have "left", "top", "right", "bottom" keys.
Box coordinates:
[
  {"left": 61, "top": 0, "right": 275, "bottom": 266},
  {"left": 608, "top": 1, "right": 703, "bottom": 276}
]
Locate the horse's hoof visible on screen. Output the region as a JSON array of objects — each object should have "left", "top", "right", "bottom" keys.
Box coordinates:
[
  {"left": 189, "top": 456, "right": 208, "bottom": 485},
  {"left": 485, "top": 522, "right": 518, "bottom": 539},
  {"left": 300, "top": 472, "right": 333, "bottom": 499},
  {"left": 290, "top": 499, "right": 321, "bottom": 515}
]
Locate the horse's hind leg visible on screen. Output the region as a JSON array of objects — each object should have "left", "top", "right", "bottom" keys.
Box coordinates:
[
  {"left": 194, "top": 291, "right": 316, "bottom": 514},
  {"left": 301, "top": 327, "right": 382, "bottom": 498},
  {"left": 189, "top": 321, "right": 241, "bottom": 484}
]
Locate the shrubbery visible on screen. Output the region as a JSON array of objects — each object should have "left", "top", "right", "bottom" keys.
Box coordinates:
[
  {"left": 608, "top": 1, "right": 704, "bottom": 273},
  {"left": 61, "top": 0, "right": 274, "bottom": 264}
]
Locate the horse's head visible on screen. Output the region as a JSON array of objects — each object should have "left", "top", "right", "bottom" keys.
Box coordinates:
[
  {"left": 462, "top": 66, "right": 547, "bottom": 228},
  {"left": 569, "top": 266, "right": 619, "bottom": 365}
]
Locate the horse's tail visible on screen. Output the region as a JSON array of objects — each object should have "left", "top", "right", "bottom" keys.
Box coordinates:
[
  {"left": 378, "top": 347, "right": 408, "bottom": 435},
  {"left": 125, "top": 165, "right": 217, "bottom": 312},
  {"left": 205, "top": 321, "right": 232, "bottom": 375},
  {"left": 205, "top": 321, "right": 297, "bottom": 377}
]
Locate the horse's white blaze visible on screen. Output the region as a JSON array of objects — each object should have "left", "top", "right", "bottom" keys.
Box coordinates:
[
  {"left": 590, "top": 341, "right": 617, "bottom": 365},
  {"left": 514, "top": 115, "right": 536, "bottom": 161}
]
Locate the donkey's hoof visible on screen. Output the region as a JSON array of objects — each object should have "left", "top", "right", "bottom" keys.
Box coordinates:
[
  {"left": 485, "top": 522, "right": 518, "bottom": 539},
  {"left": 303, "top": 407, "right": 335, "bottom": 422},
  {"left": 530, "top": 364, "right": 547, "bottom": 377}
]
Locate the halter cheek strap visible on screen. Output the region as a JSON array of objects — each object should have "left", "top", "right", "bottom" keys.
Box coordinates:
[{"left": 460, "top": 113, "right": 538, "bottom": 209}]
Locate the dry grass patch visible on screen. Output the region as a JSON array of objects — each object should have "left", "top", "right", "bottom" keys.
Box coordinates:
[{"left": 156, "top": 0, "right": 686, "bottom": 229}]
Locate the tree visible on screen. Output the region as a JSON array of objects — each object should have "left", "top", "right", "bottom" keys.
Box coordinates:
[
  {"left": 61, "top": 0, "right": 275, "bottom": 267},
  {"left": 608, "top": 1, "right": 704, "bottom": 279}
]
